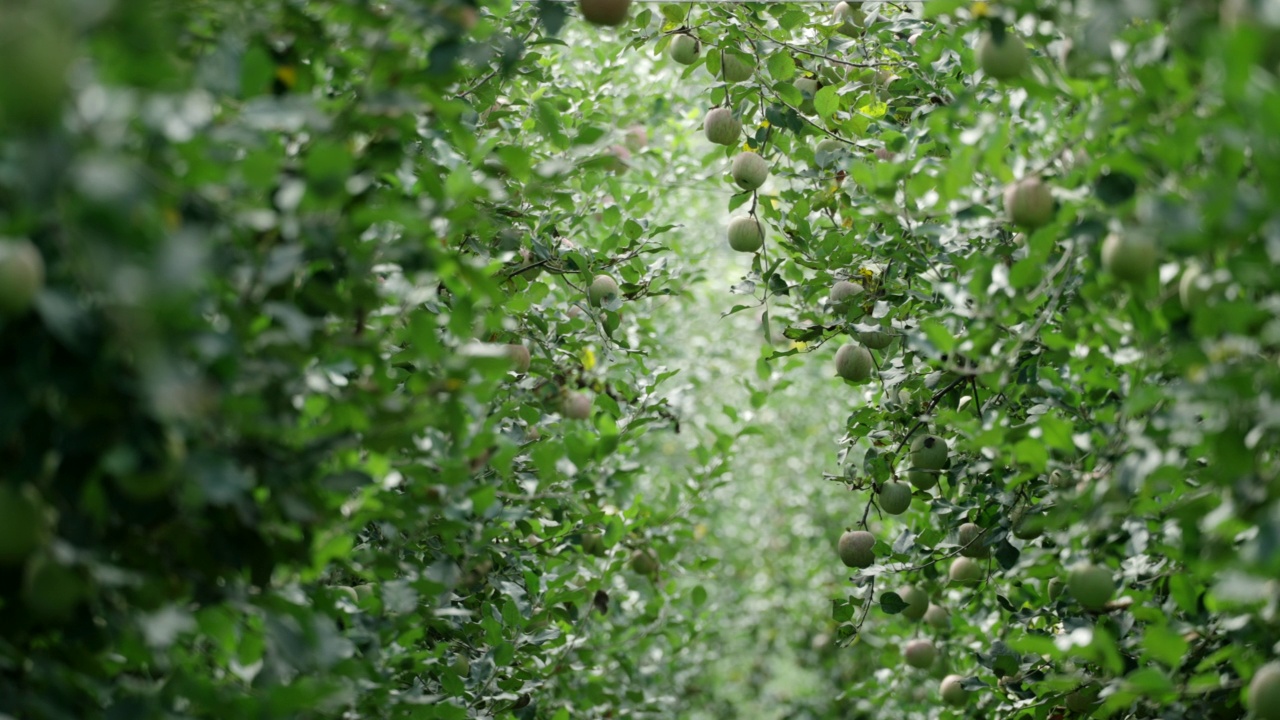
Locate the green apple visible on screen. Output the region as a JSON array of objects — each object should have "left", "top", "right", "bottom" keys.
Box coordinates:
[
  {"left": 978, "top": 30, "right": 1029, "bottom": 80},
  {"left": 833, "top": 1, "right": 865, "bottom": 37},
  {"left": 1048, "top": 577, "right": 1065, "bottom": 600},
  {"left": 838, "top": 530, "right": 875, "bottom": 568},
  {"left": 720, "top": 52, "right": 755, "bottom": 83},
  {"left": 829, "top": 280, "right": 864, "bottom": 311},
  {"left": 1003, "top": 177, "right": 1055, "bottom": 229},
  {"left": 582, "top": 532, "right": 605, "bottom": 556},
  {"left": 958, "top": 522, "right": 989, "bottom": 558},
  {"left": 506, "top": 343, "right": 531, "bottom": 374},
  {"left": 579, "top": 0, "right": 632, "bottom": 26},
  {"left": 857, "top": 328, "right": 894, "bottom": 350},
  {"left": 907, "top": 468, "right": 939, "bottom": 491},
  {"left": 703, "top": 107, "right": 742, "bottom": 146},
  {"left": 949, "top": 557, "right": 983, "bottom": 584},
  {"left": 730, "top": 151, "right": 770, "bottom": 190},
  {"left": 727, "top": 216, "right": 764, "bottom": 253},
  {"left": 0, "top": 484, "right": 51, "bottom": 564},
  {"left": 631, "top": 548, "right": 660, "bottom": 577},
  {"left": 561, "top": 391, "right": 593, "bottom": 420},
  {"left": 1101, "top": 232, "right": 1157, "bottom": 283},
  {"left": 793, "top": 77, "right": 819, "bottom": 114},
  {"left": 1179, "top": 262, "right": 1209, "bottom": 310},
  {"left": 1067, "top": 563, "right": 1114, "bottom": 609},
  {"left": 588, "top": 274, "right": 620, "bottom": 306},
  {"left": 1249, "top": 662, "right": 1280, "bottom": 720},
  {"left": 910, "top": 434, "right": 948, "bottom": 470},
  {"left": 0, "top": 10, "right": 73, "bottom": 130},
  {"left": 904, "top": 638, "right": 937, "bottom": 669},
  {"left": 22, "top": 552, "right": 83, "bottom": 623},
  {"left": 0, "top": 239, "right": 45, "bottom": 317},
  {"left": 879, "top": 481, "right": 912, "bottom": 515},
  {"left": 815, "top": 137, "right": 845, "bottom": 167},
  {"left": 668, "top": 34, "right": 700, "bottom": 65},
  {"left": 899, "top": 585, "right": 929, "bottom": 620},
  {"left": 940, "top": 674, "right": 969, "bottom": 706},
  {"left": 924, "top": 603, "right": 950, "bottom": 629},
  {"left": 835, "top": 343, "right": 873, "bottom": 382}
]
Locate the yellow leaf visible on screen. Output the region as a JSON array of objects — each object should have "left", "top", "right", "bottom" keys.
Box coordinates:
[
  {"left": 971, "top": 1, "right": 990, "bottom": 17},
  {"left": 842, "top": 216, "right": 853, "bottom": 228},
  {"left": 582, "top": 347, "right": 597, "bottom": 371},
  {"left": 759, "top": 120, "right": 771, "bottom": 129},
  {"left": 789, "top": 341, "right": 808, "bottom": 351},
  {"left": 445, "top": 378, "right": 465, "bottom": 391},
  {"left": 274, "top": 65, "right": 297, "bottom": 89}
]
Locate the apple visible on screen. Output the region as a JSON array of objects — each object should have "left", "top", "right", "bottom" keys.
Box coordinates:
[
  {"left": 1003, "top": 176, "right": 1055, "bottom": 229},
  {"left": 720, "top": 52, "right": 755, "bottom": 83},
  {"left": 949, "top": 557, "right": 983, "bottom": 584},
  {"left": 835, "top": 343, "right": 873, "bottom": 382},
  {"left": 731, "top": 151, "right": 770, "bottom": 190},
  {"left": 815, "top": 137, "right": 845, "bottom": 167},
  {"left": 1101, "top": 232, "right": 1157, "bottom": 283},
  {"left": 1011, "top": 506, "right": 1046, "bottom": 539},
  {"left": 899, "top": 585, "right": 929, "bottom": 620},
  {"left": 579, "top": 0, "right": 632, "bottom": 26},
  {"left": 904, "top": 638, "right": 937, "bottom": 669},
  {"left": 940, "top": 675, "right": 969, "bottom": 706},
  {"left": 1179, "top": 262, "right": 1208, "bottom": 310},
  {"left": 857, "top": 328, "right": 894, "bottom": 350},
  {"left": 874, "top": 147, "right": 895, "bottom": 162},
  {"left": 630, "top": 548, "right": 660, "bottom": 577},
  {"left": 1067, "top": 563, "right": 1114, "bottom": 609},
  {"left": 0, "top": 239, "right": 45, "bottom": 317},
  {"left": 1249, "top": 662, "right": 1280, "bottom": 720},
  {"left": 582, "top": 532, "right": 605, "bottom": 556},
  {"left": 727, "top": 216, "right": 764, "bottom": 253},
  {"left": 22, "top": 553, "right": 82, "bottom": 623},
  {"left": 0, "top": 484, "right": 50, "bottom": 564},
  {"left": 1048, "top": 577, "right": 1065, "bottom": 600},
  {"left": 958, "top": 522, "right": 989, "bottom": 558},
  {"left": 838, "top": 529, "right": 875, "bottom": 568},
  {"left": 793, "top": 77, "right": 819, "bottom": 114},
  {"left": 703, "top": 107, "right": 742, "bottom": 146},
  {"left": 0, "top": 10, "right": 73, "bottom": 130},
  {"left": 978, "top": 30, "right": 1029, "bottom": 80},
  {"left": 907, "top": 468, "right": 939, "bottom": 491},
  {"left": 668, "top": 33, "right": 700, "bottom": 65},
  {"left": 561, "top": 391, "right": 593, "bottom": 420},
  {"left": 588, "top": 274, "right": 620, "bottom": 306},
  {"left": 910, "top": 434, "right": 948, "bottom": 470},
  {"left": 506, "top": 343, "right": 531, "bottom": 374},
  {"left": 833, "top": 1, "right": 866, "bottom": 37},
  {"left": 623, "top": 124, "right": 648, "bottom": 151},
  {"left": 829, "top": 280, "right": 864, "bottom": 310},
  {"left": 879, "top": 481, "right": 912, "bottom": 515},
  {"left": 924, "top": 603, "right": 950, "bottom": 629}
]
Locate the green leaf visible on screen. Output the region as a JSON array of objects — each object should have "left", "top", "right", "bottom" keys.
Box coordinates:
[
  {"left": 814, "top": 86, "right": 839, "bottom": 119},
  {"left": 767, "top": 52, "right": 796, "bottom": 82}
]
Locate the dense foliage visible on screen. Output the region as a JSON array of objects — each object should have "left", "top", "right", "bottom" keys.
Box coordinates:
[{"left": 4, "top": 0, "right": 1280, "bottom": 718}]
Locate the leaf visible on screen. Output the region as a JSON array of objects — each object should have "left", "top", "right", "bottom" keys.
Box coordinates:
[
  {"left": 815, "top": 86, "right": 839, "bottom": 119},
  {"left": 1095, "top": 170, "right": 1137, "bottom": 206},
  {"left": 879, "top": 592, "right": 907, "bottom": 615},
  {"left": 767, "top": 52, "right": 796, "bottom": 81}
]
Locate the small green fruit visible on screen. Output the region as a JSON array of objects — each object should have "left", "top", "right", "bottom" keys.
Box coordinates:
[
  {"left": 958, "top": 522, "right": 989, "bottom": 558},
  {"left": 835, "top": 343, "right": 873, "bottom": 382},
  {"left": 910, "top": 434, "right": 948, "bottom": 470},
  {"left": 0, "top": 10, "right": 73, "bottom": 130},
  {"left": 561, "top": 391, "right": 593, "bottom": 420},
  {"left": 1179, "top": 262, "right": 1208, "bottom": 310},
  {"left": 904, "top": 638, "right": 937, "bottom": 669},
  {"left": 1048, "top": 577, "right": 1065, "bottom": 600},
  {"left": 1003, "top": 177, "right": 1055, "bottom": 229},
  {"left": 1101, "top": 232, "right": 1157, "bottom": 283},
  {"left": 22, "top": 553, "right": 83, "bottom": 623},
  {"left": 878, "top": 481, "right": 912, "bottom": 515},
  {"left": 907, "top": 468, "right": 939, "bottom": 491},
  {"left": 978, "top": 30, "right": 1029, "bottom": 80},
  {"left": 588, "top": 274, "right": 620, "bottom": 306},
  {"left": 668, "top": 34, "right": 700, "bottom": 65},
  {"left": 940, "top": 674, "right": 969, "bottom": 706},
  {"left": 1011, "top": 507, "right": 1047, "bottom": 540},
  {"left": 354, "top": 584, "right": 375, "bottom": 601},
  {"left": 0, "top": 484, "right": 50, "bottom": 564},
  {"left": 704, "top": 107, "right": 742, "bottom": 146},
  {"left": 924, "top": 603, "right": 950, "bottom": 629},
  {"left": 506, "top": 344, "right": 531, "bottom": 374},
  {"left": 833, "top": 1, "right": 866, "bottom": 36},
  {"left": 1249, "top": 662, "right": 1280, "bottom": 720},
  {"left": 793, "top": 77, "right": 819, "bottom": 114},
  {"left": 335, "top": 585, "right": 359, "bottom": 604},
  {"left": 727, "top": 216, "right": 764, "bottom": 253},
  {"left": 815, "top": 138, "right": 844, "bottom": 167},
  {"left": 0, "top": 239, "right": 45, "bottom": 317},
  {"left": 631, "top": 548, "right": 660, "bottom": 577},
  {"left": 857, "top": 329, "right": 894, "bottom": 350},
  {"left": 720, "top": 52, "right": 754, "bottom": 82},
  {"left": 838, "top": 530, "right": 875, "bottom": 568},
  {"left": 582, "top": 532, "right": 605, "bottom": 556},
  {"left": 579, "top": 0, "right": 632, "bottom": 26},
  {"left": 731, "top": 151, "right": 770, "bottom": 190},
  {"left": 899, "top": 585, "right": 929, "bottom": 620},
  {"left": 1067, "top": 563, "right": 1114, "bottom": 609},
  {"left": 949, "top": 557, "right": 983, "bottom": 585},
  {"left": 829, "top": 280, "right": 864, "bottom": 310}
]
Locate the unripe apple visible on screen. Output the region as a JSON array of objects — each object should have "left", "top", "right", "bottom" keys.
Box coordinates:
[
  {"left": 22, "top": 553, "right": 83, "bottom": 623},
  {"left": 731, "top": 151, "right": 770, "bottom": 190},
  {"left": 1048, "top": 577, "right": 1065, "bottom": 600},
  {"left": 588, "top": 274, "right": 620, "bottom": 306},
  {"left": 606, "top": 144, "right": 631, "bottom": 174},
  {"left": 561, "top": 391, "right": 593, "bottom": 420},
  {"left": 720, "top": 52, "right": 755, "bottom": 83},
  {"left": 940, "top": 674, "right": 969, "bottom": 706},
  {"left": 505, "top": 343, "right": 531, "bottom": 374},
  {"left": 623, "top": 124, "right": 648, "bottom": 151},
  {"left": 668, "top": 34, "right": 700, "bottom": 65},
  {"left": 834, "top": 1, "right": 866, "bottom": 37},
  {"left": 1065, "top": 683, "right": 1101, "bottom": 714},
  {"left": 579, "top": 0, "right": 631, "bottom": 26},
  {"left": 1067, "top": 563, "right": 1114, "bottom": 609},
  {"left": 835, "top": 343, "right": 873, "bottom": 382},
  {"left": 958, "top": 522, "right": 989, "bottom": 558},
  {"left": 829, "top": 280, "right": 864, "bottom": 310},
  {"left": 949, "top": 556, "right": 983, "bottom": 584},
  {"left": 857, "top": 329, "right": 894, "bottom": 350},
  {"left": 0, "top": 484, "right": 50, "bottom": 564},
  {"left": 838, "top": 530, "right": 875, "bottom": 568},
  {"left": 1101, "top": 232, "right": 1157, "bottom": 283},
  {"left": 899, "top": 585, "right": 929, "bottom": 620},
  {"left": 1011, "top": 507, "right": 1046, "bottom": 539},
  {"left": 815, "top": 138, "right": 844, "bottom": 167},
  {"left": 978, "top": 30, "right": 1029, "bottom": 80},
  {"left": 924, "top": 603, "right": 950, "bottom": 629},
  {"left": 1003, "top": 177, "right": 1055, "bottom": 229},
  {"left": 727, "top": 216, "right": 764, "bottom": 253},
  {"left": 1249, "top": 662, "right": 1280, "bottom": 720},
  {"left": 907, "top": 468, "right": 939, "bottom": 491},
  {"left": 0, "top": 239, "right": 45, "bottom": 317},
  {"left": 1179, "top": 262, "right": 1208, "bottom": 310},
  {"left": 630, "top": 548, "right": 660, "bottom": 577},
  {"left": 910, "top": 434, "right": 948, "bottom": 470},
  {"left": 703, "top": 107, "right": 742, "bottom": 146},
  {"left": 904, "top": 638, "right": 937, "bottom": 669},
  {"left": 874, "top": 147, "right": 895, "bottom": 162},
  {"left": 0, "top": 10, "right": 73, "bottom": 131},
  {"left": 793, "top": 77, "right": 819, "bottom": 114},
  {"left": 878, "top": 481, "right": 912, "bottom": 515},
  {"left": 582, "top": 532, "right": 605, "bottom": 555}
]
